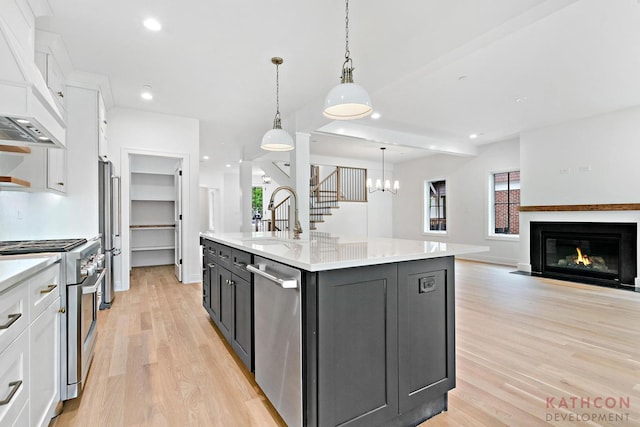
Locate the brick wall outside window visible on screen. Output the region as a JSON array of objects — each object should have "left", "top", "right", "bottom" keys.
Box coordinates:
[{"left": 493, "top": 171, "right": 520, "bottom": 235}]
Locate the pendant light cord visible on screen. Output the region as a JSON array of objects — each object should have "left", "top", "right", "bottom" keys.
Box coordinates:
[
  {"left": 382, "top": 147, "right": 385, "bottom": 187},
  {"left": 344, "top": 0, "right": 350, "bottom": 61},
  {"left": 275, "top": 62, "right": 280, "bottom": 117}
]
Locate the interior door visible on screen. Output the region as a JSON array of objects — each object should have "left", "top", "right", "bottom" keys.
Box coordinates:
[{"left": 174, "top": 165, "right": 183, "bottom": 282}]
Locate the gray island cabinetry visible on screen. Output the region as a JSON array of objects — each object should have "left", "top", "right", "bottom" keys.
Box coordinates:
[{"left": 200, "top": 232, "right": 485, "bottom": 427}]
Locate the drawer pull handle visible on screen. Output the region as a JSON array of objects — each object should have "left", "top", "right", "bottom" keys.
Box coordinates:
[
  {"left": 0, "top": 313, "right": 21, "bottom": 330},
  {"left": 0, "top": 380, "right": 22, "bottom": 406},
  {"left": 40, "top": 284, "right": 58, "bottom": 294},
  {"left": 207, "top": 263, "right": 216, "bottom": 268},
  {"left": 233, "top": 261, "right": 246, "bottom": 268},
  {"left": 219, "top": 254, "right": 229, "bottom": 260}
]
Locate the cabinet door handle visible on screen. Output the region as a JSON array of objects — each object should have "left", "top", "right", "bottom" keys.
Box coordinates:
[
  {"left": 57, "top": 182, "right": 65, "bottom": 186},
  {"left": 40, "top": 284, "right": 57, "bottom": 294},
  {"left": 57, "top": 91, "right": 64, "bottom": 98},
  {"left": 219, "top": 254, "right": 229, "bottom": 260},
  {"left": 0, "top": 313, "right": 21, "bottom": 330},
  {"left": 0, "top": 380, "right": 22, "bottom": 406},
  {"left": 229, "top": 280, "right": 235, "bottom": 286},
  {"left": 207, "top": 263, "right": 216, "bottom": 268}
]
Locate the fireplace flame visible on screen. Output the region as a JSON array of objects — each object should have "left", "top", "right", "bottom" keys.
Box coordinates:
[{"left": 576, "top": 247, "right": 591, "bottom": 266}]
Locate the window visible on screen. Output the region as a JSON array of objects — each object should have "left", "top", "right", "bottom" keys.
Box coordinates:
[
  {"left": 425, "top": 180, "right": 446, "bottom": 232},
  {"left": 252, "top": 186, "right": 263, "bottom": 222},
  {"left": 492, "top": 171, "right": 520, "bottom": 235}
]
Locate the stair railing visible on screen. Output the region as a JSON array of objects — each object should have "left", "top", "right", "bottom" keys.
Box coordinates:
[{"left": 270, "top": 195, "right": 291, "bottom": 231}]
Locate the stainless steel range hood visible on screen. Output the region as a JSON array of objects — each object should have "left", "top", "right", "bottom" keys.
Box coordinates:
[{"left": 0, "top": 13, "right": 65, "bottom": 148}]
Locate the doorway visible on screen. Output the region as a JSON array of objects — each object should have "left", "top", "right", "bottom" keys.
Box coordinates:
[{"left": 128, "top": 153, "right": 183, "bottom": 282}]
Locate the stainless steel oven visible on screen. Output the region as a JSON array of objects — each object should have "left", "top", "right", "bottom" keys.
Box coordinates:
[
  {"left": 66, "top": 265, "right": 103, "bottom": 398},
  {"left": 63, "top": 239, "right": 103, "bottom": 400}
]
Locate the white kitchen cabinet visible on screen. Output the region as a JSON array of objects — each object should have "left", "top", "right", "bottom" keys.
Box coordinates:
[
  {"left": 47, "top": 147, "right": 67, "bottom": 193},
  {"left": 29, "top": 296, "right": 60, "bottom": 427},
  {"left": 34, "top": 51, "right": 66, "bottom": 120},
  {"left": 0, "top": 258, "right": 61, "bottom": 427},
  {"left": 66, "top": 85, "right": 107, "bottom": 161},
  {"left": 0, "top": 146, "right": 67, "bottom": 194},
  {"left": 98, "top": 92, "right": 108, "bottom": 160},
  {"left": 0, "top": 331, "right": 30, "bottom": 427}
]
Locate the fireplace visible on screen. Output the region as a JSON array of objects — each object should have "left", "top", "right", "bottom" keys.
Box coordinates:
[{"left": 530, "top": 222, "right": 637, "bottom": 289}]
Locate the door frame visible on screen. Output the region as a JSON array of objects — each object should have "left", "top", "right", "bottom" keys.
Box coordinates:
[{"left": 119, "top": 148, "right": 190, "bottom": 291}]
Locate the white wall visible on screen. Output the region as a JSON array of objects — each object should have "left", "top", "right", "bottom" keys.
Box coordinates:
[
  {"left": 107, "top": 107, "right": 200, "bottom": 287},
  {"left": 518, "top": 107, "right": 640, "bottom": 280},
  {"left": 393, "top": 139, "right": 521, "bottom": 265},
  {"left": 521, "top": 106, "right": 640, "bottom": 206},
  {"left": 0, "top": 86, "right": 100, "bottom": 240}
]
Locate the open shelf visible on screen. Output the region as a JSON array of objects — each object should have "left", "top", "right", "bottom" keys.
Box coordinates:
[
  {"left": 0, "top": 145, "right": 31, "bottom": 154},
  {"left": 130, "top": 225, "right": 175, "bottom": 230},
  {"left": 0, "top": 176, "right": 31, "bottom": 188},
  {"left": 131, "top": 248, "right": 174, "bottom": 267},
  {"left": 131, "top": 245, "right": 175, "bottom": 252}
]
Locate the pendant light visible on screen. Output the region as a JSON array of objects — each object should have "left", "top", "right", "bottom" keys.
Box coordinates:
[
  {"left": 261, "top": 57, "right": 294, "bottom": 151},
  {"left": 323, "top": 0, "right": 372, "bottom": 120},
  {"left": 367, "top": 147, "right": 399, "bottom": 194}
]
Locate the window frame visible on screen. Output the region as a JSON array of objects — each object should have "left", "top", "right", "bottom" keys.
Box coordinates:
[
  {"left": 488, "top": 169, "right": 520, "bottom": 241},
  {"left": 423, "top": 178, "right": 448, "bottom": 236}
]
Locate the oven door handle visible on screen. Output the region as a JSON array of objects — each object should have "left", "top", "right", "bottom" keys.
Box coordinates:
[{"left": 83, "top": 269, "right": 106, "bottom": 295}]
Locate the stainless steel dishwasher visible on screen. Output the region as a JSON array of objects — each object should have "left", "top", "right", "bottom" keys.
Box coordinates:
[{"left": 247, "top": 256, "right": 302, "bottom": 427}]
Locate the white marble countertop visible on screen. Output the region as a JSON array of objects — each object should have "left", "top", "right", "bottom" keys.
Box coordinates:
[
  {"left": 0, "top": 254, "right": 61, "bottom": 294},
  {"left": 201, "top": 231, "right": 488, "bottom": 272}
]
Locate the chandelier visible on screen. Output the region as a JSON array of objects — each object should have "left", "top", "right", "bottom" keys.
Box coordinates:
[{"left": 367, "top": 147, "right": 399, "bottom": 194}]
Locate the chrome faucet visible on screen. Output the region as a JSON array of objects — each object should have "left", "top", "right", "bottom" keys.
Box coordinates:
[{"left": 268, "top": 186, "right": 302, "bottom": 239}]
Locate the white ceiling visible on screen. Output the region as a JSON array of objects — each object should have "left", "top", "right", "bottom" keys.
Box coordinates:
[{"left": 35, "top": 0, "right": 640, "bottom": 171}]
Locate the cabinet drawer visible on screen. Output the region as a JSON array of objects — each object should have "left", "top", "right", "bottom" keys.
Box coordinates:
[
  {"left": 29, "top": 264, "right": 60, "bottom": 321},
  {"left": 231, "top": 249, "right": 251, "bottom": 282},
  {"left": 0, "top": 283, "right": 29, "bottom": 354},
  {"left": 206, "top": 242, "right": 218, "bottom": 263},
  {"left": 217, "top": 245, "right": 232, "bottom": 268},
  {"left": 0, "top": 331, "right": 29, "bottom": 427}
]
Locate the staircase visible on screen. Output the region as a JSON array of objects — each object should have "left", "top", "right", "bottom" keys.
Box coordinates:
[
  {"left": 268, "top": 164, "right": 368, "bottom": 232},
  {"left": 309, "top": 165, "right": 367, "bottom": 230}
]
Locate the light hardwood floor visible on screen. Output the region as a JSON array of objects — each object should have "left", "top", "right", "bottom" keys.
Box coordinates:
[{"left": 52, "top": 261, "right": 640, "bottom": 427}]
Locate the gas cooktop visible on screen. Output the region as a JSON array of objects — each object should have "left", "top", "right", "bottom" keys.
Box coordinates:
[{"left": 0, "top": 238, "right": 88, "bottom": 255}]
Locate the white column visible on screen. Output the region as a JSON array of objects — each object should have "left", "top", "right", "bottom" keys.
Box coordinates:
[
  {"left": 239, "top": 160, "right": 253, "bottom": 232},
  {"left": 292, "top": 132, "right": 310, "bottom": 237}
]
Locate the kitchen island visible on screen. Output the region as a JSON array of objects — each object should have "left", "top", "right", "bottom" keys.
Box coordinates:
[{"left": 200, "top": 231, "right": 487, "bottom": 427}]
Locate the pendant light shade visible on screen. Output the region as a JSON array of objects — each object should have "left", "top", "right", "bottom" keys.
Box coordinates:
[
  {"left": 323, "top": 0, "right": 372, "bottom": 120},
  {"left": 324, "top": 81, "right": 372, "bottom": 120},
  {"left": 261, "top": 126, "right": 294, "bottom": 151},
  {"left": 262, "top": 57, "right": 294, "bottom": 151}
]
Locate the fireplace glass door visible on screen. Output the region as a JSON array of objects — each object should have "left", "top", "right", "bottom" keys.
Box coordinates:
[{"left": 544, "top": 234, "right": 619, "bottom": 281}]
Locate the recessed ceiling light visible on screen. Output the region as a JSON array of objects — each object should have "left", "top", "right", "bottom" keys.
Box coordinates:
[
  {"left": 370, "top": 112, "right": 381, "bottom": 120},
  {"left": 225, "top": 164, "right": 231, "bottom": 168},
  {"left": 141, "top": 85, "right": 153, "bottom": 100},
  {"left": 202, "top": 155, "right": 209, "bottom": 160},
  {"left": 143, "top": 18, "right": 162, "bottom": 32},
  {"left": 15, "top": 119, "right": 30, "bottom": 124},
  {"left": 469, "top": 133, "right": 479, "bottom": 139}
]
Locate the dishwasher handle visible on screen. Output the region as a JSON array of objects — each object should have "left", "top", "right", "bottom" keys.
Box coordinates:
[{"left": 247, "top": 264, "right": 298, "bottom": 289}]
